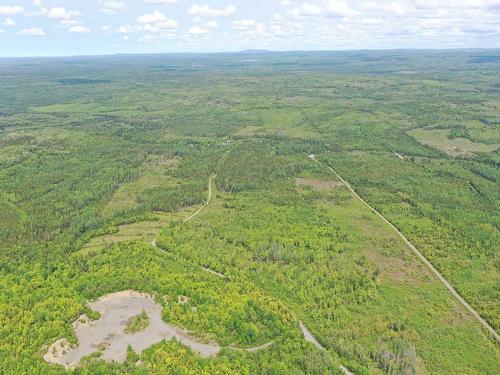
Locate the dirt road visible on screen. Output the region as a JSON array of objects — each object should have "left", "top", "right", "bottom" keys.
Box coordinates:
[
  {"left": 183, "top": 174, "right": 215, "bottom": 223},
  {"left": 308, "top": 154, "right": 499, "bottom": 343},
  {"left": 299, "top": 322, "right": 324, "bottom": 350}
]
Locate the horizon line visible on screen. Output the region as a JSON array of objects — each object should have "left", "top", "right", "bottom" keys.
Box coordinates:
[{"left": 1, "top": 47, "right": 499, "bottom": 59}]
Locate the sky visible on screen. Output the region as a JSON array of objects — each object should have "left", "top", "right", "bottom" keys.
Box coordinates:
[{"left": 0, "top": 0, "right": 499, "bottom": 56}]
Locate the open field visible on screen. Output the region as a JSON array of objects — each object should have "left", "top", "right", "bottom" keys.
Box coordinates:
[
  {"left": 1, "top": 50, "right": 499, "bottom": 374},
  {"left": 408, "top": 128, "right": 499, "bottom": 157}
]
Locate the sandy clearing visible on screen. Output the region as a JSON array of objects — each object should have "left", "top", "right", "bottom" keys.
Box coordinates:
[{"left": 44, "top": 291, "right": 220, "bottom": 369}]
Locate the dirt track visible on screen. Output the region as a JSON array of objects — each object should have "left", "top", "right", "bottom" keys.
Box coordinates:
[
  {"left": 299, "top": 322, "right": 324, "bottom": 350},
  {"left": 308, "top": 154, "right": 499, "bottom": 343},
  {"left": 183, "top": 174, "right": 215, "bottom": 223}
]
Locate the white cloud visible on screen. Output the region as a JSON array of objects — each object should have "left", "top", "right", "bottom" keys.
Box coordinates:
[
  {"left": 19, "top": 27, "right": 46, "bottom": 36},
  {"left": 291, "top": 1, "right": 359, "bottom": 18},
  {"left": 141, "top": 20, "right": 178, "bottom": 31},
  {"left": 233, "top": 19, "right": 256, "bottom": 29},
  {"left": 59, "top": 19, "right": 80, "bottom": 26},
  {"left": 3, "top": 0, "right": 500, "bottom": 51},
  {"left": 120, "top": 10, "right": 179, "bottom": 39},
  {"left": 205, "top": 20, "right": 218, "bottom": 28},
  {"left": 3, "top": 17, "right": 16, "bottom": 26},
  {"left": 118, "top": 25, "right": 132, "bottom": 33},
  {"left": 188, "top": 4, "right": 237, "bottom": 18},
  {"left": 256, "top": 22, "right": 266, "bottom": 35},
  {"left": 100, "top": 1, "right": 126, "bottom": 15},
  {"left": 0, "top": 5, "right": 24, "bottom": 15},
  {"left": 69, "top": 25, "right": 91, "bottom": 33},
  {"left": 302, "top": 2, "right": 323, "bottom": 15},
  {"left": 189, "top": 25, "right": 209, "bottom": 34},
  {"left": 136, "top": 11, "right": 178, "bottom": 28},
  {"left": 144, "top": 0, "right": 179, "bottom": 4},
  {"left": 46, "top": 7, "right": 80, "bottom": 20},
  {"left": 415, "top": 0, "right": 440, "bottom": 9},
  {"left": 139, "top": 33, "right": 160, "bottom": 42},
  {"left": 0, "top": 28, "right": 5, "bottom": 33},
  {"left": 383, "top": 2, "right": 410, "bottom": 16},
  {"left": 360, "top": 1, "right": 377, "bottom": 10},
  {"left": 324, "top": 0, "right": 360, "bottom": 17}
]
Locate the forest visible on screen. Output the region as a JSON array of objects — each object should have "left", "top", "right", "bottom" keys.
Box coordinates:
[{"left": 0, "top": 50, "right": 499, "bottom": 374}]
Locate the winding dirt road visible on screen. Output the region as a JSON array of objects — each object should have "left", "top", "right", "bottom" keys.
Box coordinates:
[
  {"left": 152, "top": 175, "right": 227, "bottom": 281},
  {"left": 183, "top": 174, "right": 215, "bottom": 223},
  {"left": 308, "top": 154, "right": 499, "bottom": 343},
  {"left": 152, "top": 170, "right": 353, "bottom": 371}
]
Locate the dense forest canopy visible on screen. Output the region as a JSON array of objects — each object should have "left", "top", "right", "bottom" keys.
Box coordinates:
[{"left": 0, "top": 50, "right": 499, "bottom": 374}]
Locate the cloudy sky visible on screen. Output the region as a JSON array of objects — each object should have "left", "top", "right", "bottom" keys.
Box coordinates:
[{"left": 0, "top": 0, "right": 499, "bottom": 56}]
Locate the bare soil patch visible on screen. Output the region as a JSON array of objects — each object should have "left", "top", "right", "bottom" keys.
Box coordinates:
[{"left": 44, "top": 290, "right": 220, "bottom": 369}]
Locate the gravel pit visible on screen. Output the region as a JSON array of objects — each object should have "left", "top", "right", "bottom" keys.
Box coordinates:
[{"left": 44, "top": 290, "right": 220, "bottom": 368}]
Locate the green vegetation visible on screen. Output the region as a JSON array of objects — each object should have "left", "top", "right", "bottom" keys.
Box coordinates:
[
  {"left": 0, "top": 50, "right": 499, "bottom": 374},
  {"left": 124, "top": 310, "right": 150, "bottom": 334}
]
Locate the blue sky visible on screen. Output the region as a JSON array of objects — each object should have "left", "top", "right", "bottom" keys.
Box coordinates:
[{"left": 0, "top": 0, "right": 499, "bottom": 56}]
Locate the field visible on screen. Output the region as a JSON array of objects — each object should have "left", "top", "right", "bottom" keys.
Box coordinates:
[
  {"left": 0, "top": 50, "right": 499, "bottom": 374},
  {"left": 408, "top": 128, "right": 499, "bottom": 157}
]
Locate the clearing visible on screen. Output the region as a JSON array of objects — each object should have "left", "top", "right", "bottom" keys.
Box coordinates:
[
  {"left": 44, "top": 291, "right": 221, "bottom": 369},
  {"left": 294, "top": 177, "right": 343, "bottom": 191},
  {"left": 79, "top": 209, "right": 195, "bottom": 254},
  {"left": 408, "top": 128, "right": 499, "bottom": 157}
]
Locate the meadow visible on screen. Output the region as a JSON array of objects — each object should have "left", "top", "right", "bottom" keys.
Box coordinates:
[{"left": 0, "top": 50, "right": 499, "bottom": 374}]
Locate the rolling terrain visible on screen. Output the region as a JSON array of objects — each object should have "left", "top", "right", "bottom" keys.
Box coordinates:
[{"left": 0, "top": 50, "right": 499, "bottom": 374}]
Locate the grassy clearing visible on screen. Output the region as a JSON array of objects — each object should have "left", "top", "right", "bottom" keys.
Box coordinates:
[
  {"left": 103, "top": 156, "right": 180, "bottom": 216},
  {"left": 409, "top": 128, "right": 499, "bottom": 156},
  {"left": 79, "top": 209, "right": 195, "bottom": 254},
  {"left": 294, "top": 178, "right": 343, "bottom": 191}
]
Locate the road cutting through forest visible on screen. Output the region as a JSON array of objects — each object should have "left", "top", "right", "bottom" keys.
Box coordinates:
[
  {"left": 308, "top": 154, "right": 500, "bottom": 343},
  {"left": 152, "top": 172, "right": 355, "bottom": 374},
  {"left": 182, "top": 174, "right": 215, "bottom": 223},
  {"left": 151, "top": 174, "right": 225, "bottom": 280}
]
